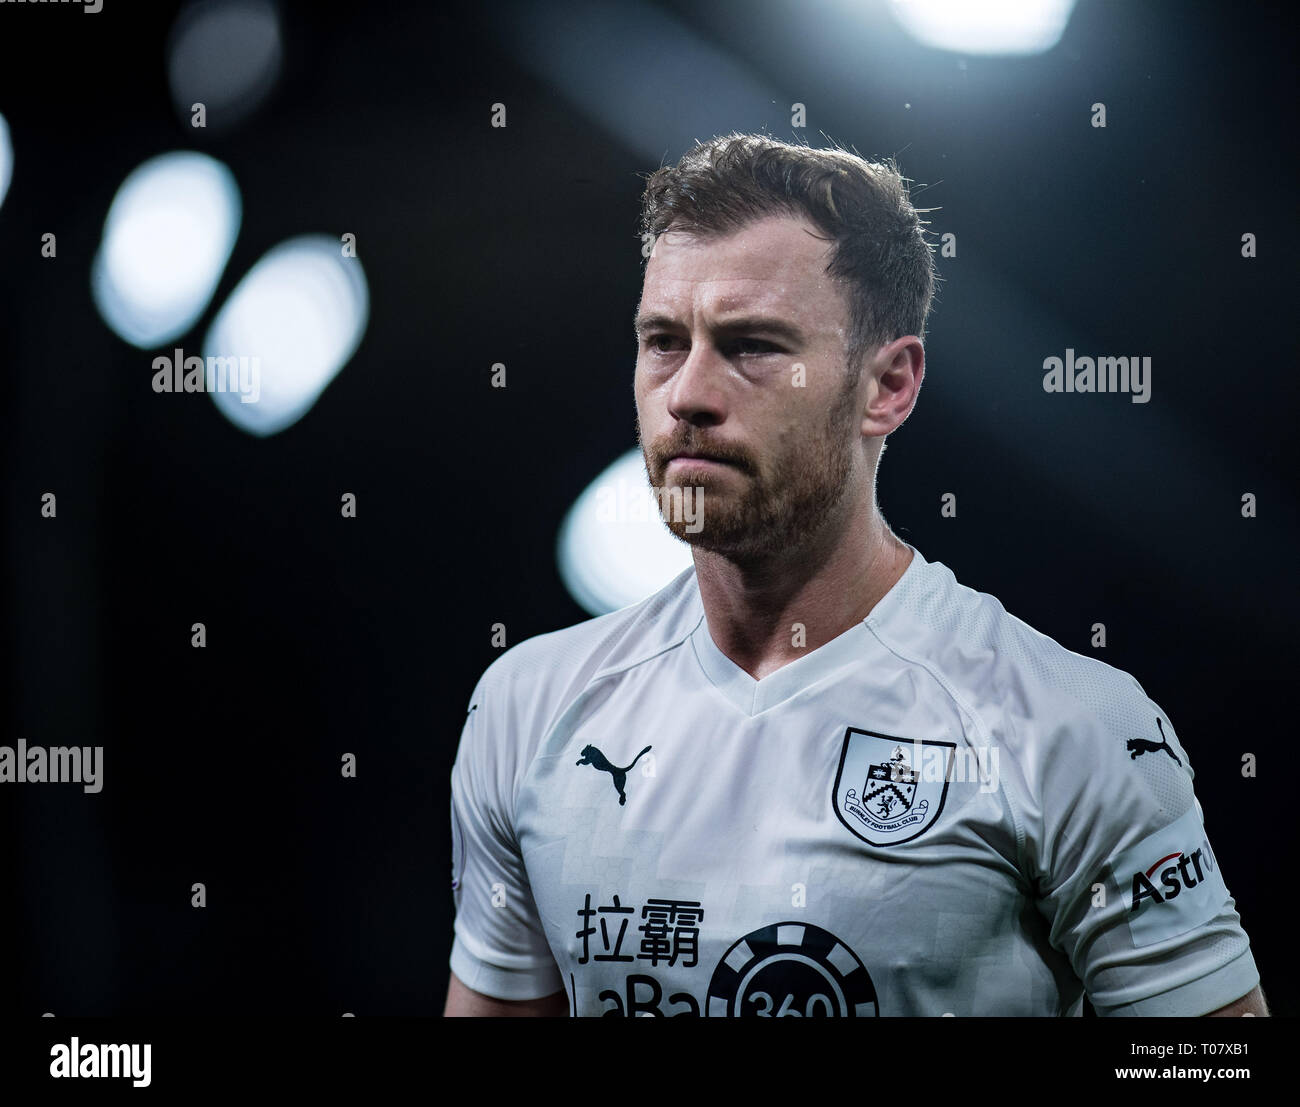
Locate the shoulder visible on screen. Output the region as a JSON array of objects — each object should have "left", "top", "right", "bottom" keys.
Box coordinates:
[
  {"left": 465, "top": 565, "right": 703, "bottom": 752},
  {"left": 873, "top": 551, "right": 1189, "bottom": 772},
  {"left": 871, "top": 551, "right": 1196, "bottom": 869}
]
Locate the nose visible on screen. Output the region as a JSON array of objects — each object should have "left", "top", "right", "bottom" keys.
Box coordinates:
[{"left": 666, "top": 340, "right": 728, "bottom": 428}]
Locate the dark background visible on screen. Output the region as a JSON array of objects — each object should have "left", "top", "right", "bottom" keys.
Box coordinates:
[{"left": 1, "top": 0, "right": 1295, "bottom": 1015}]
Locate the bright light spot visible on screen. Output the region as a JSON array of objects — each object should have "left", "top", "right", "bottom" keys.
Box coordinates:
[
  {"left": 92, "top": 151, "right": 241, "bottom": 348},
  {"left": 167, "top": 0, "right": 282, "bottom": 131},
  {"left": 203, "top": 235, "right": 368, "bottom": 436},
  {"left": 557, "top": 449, "right": 695, "bottom": 616},
  {"left": 888, "top": 0, "right": 1076, "bottom": 55},
  {"left": 0, "top": 114, "right": 12, "bottom": 212}
]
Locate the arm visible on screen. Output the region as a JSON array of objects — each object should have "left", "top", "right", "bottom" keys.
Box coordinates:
[
  {"left": 1204, "top": 984, "right": 1268, "bottom": 1017},
  {"left": 443, "top": 971, "right": 568, "bottom": 1017},
  {"left": 1022, "top": 680, "right": 1262, "bottom": 1016},
  {"left": 445, "top": 670, "right": 566, "bottom": 1011}
]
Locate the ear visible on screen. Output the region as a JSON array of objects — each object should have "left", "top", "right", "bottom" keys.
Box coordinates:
[{"left": 863, "top": 336, "right": 924, "bottom": 437}]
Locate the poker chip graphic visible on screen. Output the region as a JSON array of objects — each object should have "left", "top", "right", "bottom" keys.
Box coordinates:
[{"left": 705, "top": 922, "right": 878, "bottom": 1017}]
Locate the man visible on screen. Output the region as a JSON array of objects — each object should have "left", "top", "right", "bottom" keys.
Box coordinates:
[{"left": 444, "top": 133, "right": 1266, "bottom": 1017}]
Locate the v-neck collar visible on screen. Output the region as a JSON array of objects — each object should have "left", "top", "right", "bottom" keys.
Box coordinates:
[{"left": 687, "top": 544, "right": 923, "bottom": 717}]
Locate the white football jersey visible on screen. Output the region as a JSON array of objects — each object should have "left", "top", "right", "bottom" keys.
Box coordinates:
[{"left": 448, "top": 544, "right": 1259, "bottom": 1016}]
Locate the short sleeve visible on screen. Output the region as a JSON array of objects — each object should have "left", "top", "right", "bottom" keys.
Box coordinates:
[
  {"left": 1026, "top": 676, "right": 1259, "bottom": 1016},
  {"left": 448, "top": 672, "right": 564, "bottom": 1001}
]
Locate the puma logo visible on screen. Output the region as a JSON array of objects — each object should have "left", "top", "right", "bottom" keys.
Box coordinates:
[
  {"left": 576, "top": 744, "right": 653, "bottom": 806},
  {"left": 1127, "top": 717, "right": 1182, "bottom": 767}
]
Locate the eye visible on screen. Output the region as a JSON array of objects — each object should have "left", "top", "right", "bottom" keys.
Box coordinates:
[
  {"left": 641, "top": 334, "right": 779, "bottom": 356},
  {"left": 730, "top": 338, "right": 778, "bottom": 355},
  {"left": 645, "top": 334, "right": 682, "bottom": 354}
]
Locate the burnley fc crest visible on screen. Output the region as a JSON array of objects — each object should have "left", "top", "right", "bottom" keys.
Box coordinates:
[{"left": 833, "top": 728, "right": 955, "bottom": 846}]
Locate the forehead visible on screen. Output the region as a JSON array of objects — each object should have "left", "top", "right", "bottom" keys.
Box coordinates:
[{"left": 640, "top": 213, "right": 840, "bottom": 320}]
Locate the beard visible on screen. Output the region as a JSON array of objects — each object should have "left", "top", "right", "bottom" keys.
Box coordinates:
[{"left": 638, "top": 370, "right": 861, "bottom": 564}]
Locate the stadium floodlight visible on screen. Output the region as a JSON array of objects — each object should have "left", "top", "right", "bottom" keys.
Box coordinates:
[
  {"left": 888, "top": 0, "right": 1077, "bottom": 56},
  {"left": 0, "top": 114, "right": 12, "bottom": 213},
  {"left": 92, "top": 151, "right": 241, "bottom": 348},
  {"left": 557, "top": 448, "right": 694, "bottom": 616},
  {"left": 167, "top": 0, "right": 283, "bottom": 132},
  {"left": 203, "top": 234, "right": 368, "bottom": 437}
]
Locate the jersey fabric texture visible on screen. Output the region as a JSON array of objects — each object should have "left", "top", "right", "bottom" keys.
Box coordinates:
[{"left": 448, "top": 544, "right": 1259, "bottom": 1017}]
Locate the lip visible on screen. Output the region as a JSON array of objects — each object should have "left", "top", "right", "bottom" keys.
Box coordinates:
[{"left": 667, "top": 455, "right": 735, "bottom": 469}]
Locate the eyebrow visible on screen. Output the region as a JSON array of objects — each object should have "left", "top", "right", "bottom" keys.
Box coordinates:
[{"left": 633, "top": 311, "right": 807, "bottom": 346}]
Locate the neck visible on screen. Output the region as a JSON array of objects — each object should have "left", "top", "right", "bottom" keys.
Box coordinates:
[{"left": 691, "top": 502, "right": 912, "bottom": 681}]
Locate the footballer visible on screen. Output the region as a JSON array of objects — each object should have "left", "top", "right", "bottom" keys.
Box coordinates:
[{"left": 443, "top": 133, "right": 1266, "bottom": 1018}]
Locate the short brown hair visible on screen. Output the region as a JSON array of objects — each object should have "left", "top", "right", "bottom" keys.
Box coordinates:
[{"left": 638, "top": 132, "right": 938, "bottom": 372}]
